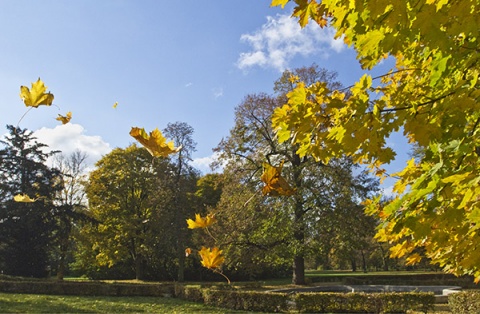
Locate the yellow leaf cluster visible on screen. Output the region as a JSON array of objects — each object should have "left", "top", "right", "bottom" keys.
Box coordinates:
[
  {"left": 271, "top": 0, "right": 480, "bottom": 282},
  {"left": 198, "top": 246, "right": 225, "bottom": 269},
  {"left": 186, "top": 213, "right": 217, "bottom": 229},
  {"left": 129, "top": 127, "right": 181, "bottom": 158}
]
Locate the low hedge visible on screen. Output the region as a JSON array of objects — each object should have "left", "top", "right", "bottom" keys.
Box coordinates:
[
  {"left": 0, "top": 280, "right": 174, "bottom": 297},
  {"left": 294, "top": 291, "right": 434, "bottom": 313},
  {"left": 448, "top": 290, "right": 480, "bottom": 314},
  {"left": 175, "top": 284, "right": 435, "bottom": 313}
]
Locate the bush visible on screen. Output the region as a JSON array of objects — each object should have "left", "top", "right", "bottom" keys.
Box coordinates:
[
  {"left": 294, "top": 292, "right": 434, "bottom": 313},
  {"left": 175, "top": 284, "right": 435, "bottom": 313},
  {"left": 449, "top": 290, "right": 480, "bottom": 314},
  {"left": 0, "top": 280, "right": 174, "bottom": 297}
]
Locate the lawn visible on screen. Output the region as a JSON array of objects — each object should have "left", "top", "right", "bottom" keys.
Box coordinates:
[{"left": 0, "top": 293, "right": 245, "bottom": 313}]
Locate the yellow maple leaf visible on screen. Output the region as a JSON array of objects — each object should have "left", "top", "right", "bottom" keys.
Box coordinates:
[
  {"left": 261, "top": 161, "right": 296, "bottom": 196},
  {"left": 129, "top": 127, "right": 181, "bottom": 157},
  {"left": 113, "top": 102, "right": 118, "bottom": 108},
  {"left": 56, "top": 111, "right": 72, "bottom": 124},
  {"left": 186, "top": 213, "right": 217, "bottom": 229},
  {"left": 13, "top": 194, "right": 37, "bottom": 203},
  {"left": 19, "top": 78, "right": 54, "bottom": 108},
  {"left": 198, "top": 246, "right": 225, "bottom": 269}
]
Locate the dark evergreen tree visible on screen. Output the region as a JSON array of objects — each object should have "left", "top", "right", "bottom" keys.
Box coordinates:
[{"left": 0, "top": 125, "right": 62, "bottom": 277}]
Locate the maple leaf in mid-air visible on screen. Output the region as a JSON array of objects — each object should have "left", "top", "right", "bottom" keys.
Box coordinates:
[
  {"left": 261, "top": 161, "right": 296, "bottom": 196},
  {"left": 198, "top": 247, "right": 225, "bottom": 269},
  {"left": 20, "top": 78, "right": 54, "bottom": 108},
  {"left": 56, "top": 112, "right": 72, "bottom": 124},
  {"left": 113, "top": 102, "right": 118, "bottom": 109},
  {"left": 186, "top": 213, "right": 217, "bottom": 229},
  {"left": 130, "top": 127, "right": 181, "bottom": 157},
  {"left": 13, "top": 194, "right": 37, "bottom": 203}
]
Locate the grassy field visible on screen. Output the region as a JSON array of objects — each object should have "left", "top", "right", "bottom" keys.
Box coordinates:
[{"left": 0, "top": 293, "right": 245, "bottom": 313}]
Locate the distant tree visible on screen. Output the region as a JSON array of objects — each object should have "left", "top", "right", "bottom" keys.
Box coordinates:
[
  {"left": 51, "top": 151, "right": 91, "bottom": 280},
  {"left": 163, "top": 121, "right": 199, "bottom": 282},
  {"left": 83, "top": 144, "right": 174, "bottom": 280},
  {"left": 214, "top": 66, "right": 378, "bottom": 284},
  {"left": 0, "top": 125, "right": 61, "bottom": 277}
]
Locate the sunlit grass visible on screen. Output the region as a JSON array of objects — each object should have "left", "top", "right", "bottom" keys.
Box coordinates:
[{"left": 0, "top": 293, "right": 244, "bottom": 313}]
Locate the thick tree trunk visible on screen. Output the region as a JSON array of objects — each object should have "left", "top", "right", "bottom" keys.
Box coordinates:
[{"left": 292, "top": 255, "right": 305, "bottom": 285}]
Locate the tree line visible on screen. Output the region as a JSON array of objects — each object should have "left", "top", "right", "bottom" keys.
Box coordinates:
[{"left": 0, "top": 66, "right": 422, "bottom": 283}]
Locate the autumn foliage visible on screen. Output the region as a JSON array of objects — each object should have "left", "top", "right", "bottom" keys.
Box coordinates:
[{"left": 271, "top": 0, "right": 480, "bottom": 282}]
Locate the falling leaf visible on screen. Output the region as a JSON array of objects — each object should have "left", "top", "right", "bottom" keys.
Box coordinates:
[
  {"left": 261, "top": 161, "right": 296, "bottom": 196},
  {"left": 130, "top": 127, "right": 181, "bottom": 157},
  {"left": 56, "top": 111, "right": 72, "bottom": 124},
  {"left": 19, "top": 78, "right": 54, "bottom": 108},
  {"left": 185, "top": 248, "right": 192, "bottom": 257},
  {"left": 113, "top": 102, "right": 118, "bottom": 109},
  {"left": 13, "top": 194, "right": 37, "bottom": 203},
  {"left": 198, "top": 247, "right": 225, "bottom": 269},
  {"left": 186, "top": 213, "right": 217, "bottom": 229}
]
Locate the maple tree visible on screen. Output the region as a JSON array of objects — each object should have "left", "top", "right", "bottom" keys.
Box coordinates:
[{"left": 271, "top": 0, "right": 480, "bottom": 281}]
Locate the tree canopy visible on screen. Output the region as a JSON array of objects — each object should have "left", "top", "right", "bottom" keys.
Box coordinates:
[{"left": 271, "top": 0, "right": 480, "bottom": 281}]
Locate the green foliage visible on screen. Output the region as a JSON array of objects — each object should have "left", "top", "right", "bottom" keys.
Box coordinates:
[
  {"left": 79, "top": 144, "right": 177, "bottom": 280},
  {"left": 0, "top": 125, "right": 62, "bottom": 277},
  {"left": 214, "top": 65, "right": 379, "bottom": 284},
  {"left": 448, "top": 290, "right": 480, "bottom": 314},
  {"left": 271, "top": 0, "right": 480, "bottom": 281}
]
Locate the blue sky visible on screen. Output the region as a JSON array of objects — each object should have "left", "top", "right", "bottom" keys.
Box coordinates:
[{"left": 0, "top": 1, "right": 409, "bottom": 193}]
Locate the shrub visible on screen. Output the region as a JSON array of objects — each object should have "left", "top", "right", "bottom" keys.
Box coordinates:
[
  {"left": 449, "top": 290, "right": 480, "bottom": 314},
  {"left": 175, "top": 284, "right": 435, "bottom": 313},
  {"left": 293, "top": 292, "right": 434, "bottom": 313}
]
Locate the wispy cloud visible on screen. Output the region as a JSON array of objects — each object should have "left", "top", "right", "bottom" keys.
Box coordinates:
[
  {"left": 185, "top": 82, "right": 193, "bottom": 87},
  {"left": 33, "top": 123, "right": 111, "bottom": 168},
  {"left": 237, "top": 14, "right": 345, "bottom": 72},
  {"left": 212, "top": 87, "right": 223, "bottom": 99}
]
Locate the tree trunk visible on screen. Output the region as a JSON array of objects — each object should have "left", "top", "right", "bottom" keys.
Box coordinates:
[
  {"left": 135, "top": 255, "right": 145, "bottom": 280},
  {"left": 361, "top": 250, "right": 367, "bottom": 273},
  {"left": 351, "top": 257, "right": 357, "bottom": 272},
  {"left": 292, "top": 255, "right": 305, "bottom": 285}
]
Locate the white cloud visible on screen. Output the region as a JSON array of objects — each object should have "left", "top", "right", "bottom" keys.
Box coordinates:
[
  {"left": 381, "top": 185, "right": 396, "bottom": 199},
  {"left": 237, "top": 14, "right": 346, "bottom": 72},
  {"left": 192, "top": 152, "right": 223, "bottom": 174},
  {"left": 33, "top": 123, "right": 111, "bottom": 168}
]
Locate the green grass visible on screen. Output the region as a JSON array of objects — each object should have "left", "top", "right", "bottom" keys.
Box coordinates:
[{"left": 0, "top": 293, "right": 245, "bottom": 313}]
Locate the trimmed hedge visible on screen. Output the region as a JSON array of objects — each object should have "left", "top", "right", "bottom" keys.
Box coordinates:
[
  {"left": 0, "top": 280, "right": 174, "bottom": 297},
  {"left": 448, "top": 290, "right": 480, "bottom": 314},
  {"left": 175, "top": 284, "right": 435, "bottom": 313}
]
